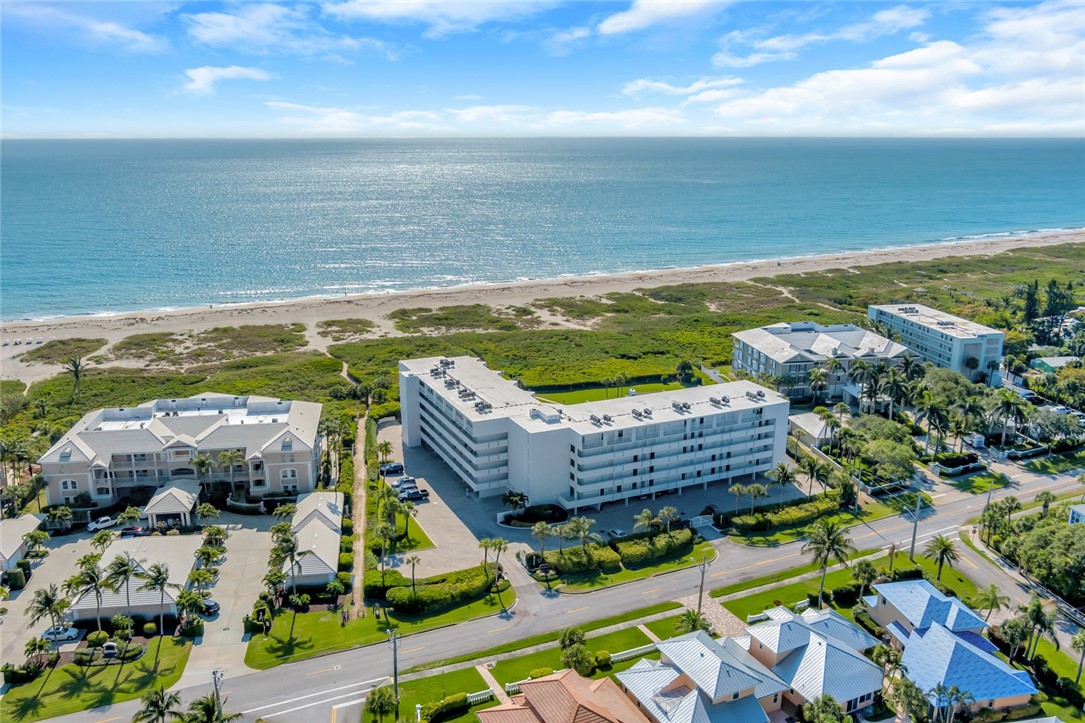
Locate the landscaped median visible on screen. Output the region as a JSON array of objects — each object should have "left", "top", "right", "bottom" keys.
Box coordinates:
[
  {"left": 527, "top": 527, "right": 716, "bottom": 592},
  {"left": 0, "top": 637, "right": 191, "bottom": 723}
]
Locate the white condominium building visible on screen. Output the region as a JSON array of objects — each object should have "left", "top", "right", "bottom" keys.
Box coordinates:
[
  {"left": 39, "top": 393, "right": 322, "bottom": 507},
  {"left": 867, "top": 304, "right": 1004, "bottom": 384},
  {"left": 399, "top": 357, "right": 788, "bottom": 511},
  {"left": 732, "top": 322, "right": 911, "bottom": 401}
]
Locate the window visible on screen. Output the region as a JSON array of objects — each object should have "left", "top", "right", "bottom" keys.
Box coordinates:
[
  {"left": 96, "top": 486, "right": 110, "bottom": 496},
  {"left": 252, "top": 479, "right": 266, "bottom": 487},
  {"left": 281, "top": 469, "right": 298, "bottom": 481},
  {"left": 731, "top": 693, "right": 739, "bottom": 701},
  {"left": 61, "top": 479, "right": 78, "bottom": 491}
]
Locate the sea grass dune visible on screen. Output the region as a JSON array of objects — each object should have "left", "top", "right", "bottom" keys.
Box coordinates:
[{"left": 2, "top": 229, "right": 1082, "bottom": 385}]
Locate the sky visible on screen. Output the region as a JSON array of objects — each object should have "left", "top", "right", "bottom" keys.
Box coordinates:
[{"left": 2, "top": 0, "right": 1083, "bottom": 137}]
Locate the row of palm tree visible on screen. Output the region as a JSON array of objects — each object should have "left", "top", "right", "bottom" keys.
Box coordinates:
[{"left": 134, "top": 686, "right": 240, "bottom": 723}]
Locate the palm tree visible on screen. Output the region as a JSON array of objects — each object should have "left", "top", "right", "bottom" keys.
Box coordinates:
[
  {"left": 767, "top": 463, "right": 796, "bottom": 503},
  {"left": 915, "top": 391, "right": 948, "bottom": 454},
  {"left": 871, "top": 643, "right": 905, "bottom": 687},
  {"left": 196, "top": 503, "right": 220, "bottom": 524},
  {"left": 551, "top": 524, "right": 571, "bottom": 556},
  {"left": 217, "top": 448, "right": 244, "bottom": 493},
  {"left": 802, "top": 519, "right": 856, "bottom": 608},
  {"left": 63, "top": 562, "right": 113, "bottom": 632},
  {"left": 91, "top": 529, "right": 115, "bottom": 554},
  {"left": 374, "top": 521, "right": 395, "bottom": 582},
  {"left": 203, "top": 526, "right": 229, "bottom": 549},
  {"left": 1071, "top": 628, "right": 1085, "bottom": 684},
  {"left": 566, "top": 516, "right": 599, "bottom": 551},
  {"left": 46, "top": 505, "right": 73, "bottom": 531},
  {"left": 184, "top": 694, "right": 241, "bottom": 723},
  {"left": 501, "top": 491, "right": 529, "bottom": 512},
  {"left": 24, "top": 636, "right": 51, "bottom": 667},
  {"left": 531, "top": 521, "right": 552, "bottom": 558},
  {"left": 405, "top": 555, "right": 422, "bottom": 596},
  {"left": 23, "top": 529, "right": 50, "bottom": 556},
  {"left": 195, "top": 546, "right": 223, "bottom": 571},
  {"left": 799, "top": 455, "right": 821, "bottom": 497},
  {"left": 364, "top": 685, "right": 397, "bottom": 723},
  {"left": 1002, "top": 615, "right": 1031, "bottom": 663},
  {"left": 273, "top": 503, "right": 297, "bottom": 521},
  {"left": 132, "top": 686, "right": 183, "bottom": 723},
  {"left": 187, "top": 568, "right": 215, "bottom": 595},
  {"left": 27, "top": 583, "right": 70, "bottom": 640},
  {"left": 1021, "top": 594, "right": 1059, "bottom": 660},
  {"left": 802, "top": 694, "right": 844, "bottom": 723},
  {"left": 882, "top": 367, "right": 908, "bottom": 420},
  {"left": 376, "top": 440, "right": 393, "bottom": 465},
  {"left": 478, "top": 538, "right": 492, "bottom": 570},
  {"left": 117, "top": 506, "right": 142, "bottom": 526},
  {"left": 63, "top": 356, "right": 85, "bottom": 400},
  {"left": 1036, "top": 490, "right": 1057, "bottom": 517},
  {"left": 175, "top": 589, "right": 208, "bottom": 625},
  {"left": 271, "top": 534, "right": 312, "bottom": 595},
  {"left": 400, "top": 500, "right": 417, "bottom": 541},
  {"left": 974, "top": 584, "right": 1011, "bottom": 622},
  {"left": 744, "top": 483, "right": 767, "bottom": 514},
  {"left": 808, "top": 367, "right": 828, "bottom": 404},
  {"left": 851, "top": 559, "right": 878, "bottom": 600},
  {"left": 1002, "top": 495, "right": 1021, "bottom": 528},
  {"left": 923, "top": 535, "right": 960, "bottom": 580},
  {"left": 948, "top": 414, "right": 969, "bottom": 453},
  {"left": 192, "top": 453, "right": 214, "bottom": 487},
  {"left": 633, "top": 508, "right": 658, "bottom": 532},
  {"left": 848, "top": 360, "right": 870, "bottom": 404},
  {"left": 138, "top": 563, "right": 177, "bottom": 650},
  {"left": 674, "top": 609, "right": 711, "bottom": 634},
  {"left": 657, "top": 506, "right": 679, "bottom": 534},
  {"left": 819, "top": 411, "right": 840, "bottom": 453},
  {"left": 995, "top": 388, "right": 1029, "bottom": 447}
]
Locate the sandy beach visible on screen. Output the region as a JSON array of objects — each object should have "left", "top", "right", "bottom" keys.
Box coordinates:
[{"left": 2, "top": 230, "right": 1083, "bottom": 384}]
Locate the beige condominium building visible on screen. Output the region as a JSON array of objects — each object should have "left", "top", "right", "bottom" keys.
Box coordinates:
[
  {"left": 39, "top": 393, "right": 322, "bottom": 507},
  {"left": 868, "top": 303, "right": 1004, "bottom": 385},
  {"left": 399, "top": 356, "right": 788, "bottom": 511}
]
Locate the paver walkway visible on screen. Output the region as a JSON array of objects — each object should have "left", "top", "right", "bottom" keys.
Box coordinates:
[
  {"left": 675, "top": 592, "right": 747, "bottom": 637},
  {"left": 475, "top": 664, "right": 512, "bottom": 704}
]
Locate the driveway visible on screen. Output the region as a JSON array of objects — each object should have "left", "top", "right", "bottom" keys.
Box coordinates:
[
  {"left": 171, "top": 513, "right": 276, "bottom": 689},
  {"left": 1, "top": 530, "right": 96, "bottom": 666}
]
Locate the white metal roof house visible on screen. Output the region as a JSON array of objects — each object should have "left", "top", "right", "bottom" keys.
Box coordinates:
[
  {"left": 1069, "top": 504, "right": 1085, "bottom": 525},
  {"left": 69, "top": 535, "right": 203, "bottom": 623},
  {"left": 732, "top": 322, "right": 911, "bottom": 401},
  {"left": 284, "top": 491, "right": 344, "bottom": 588},
  {"left": 0, "top": 514, "right": 42, "bottom": 572},
  {"left": 38, "top": 393, "right": 322, "bottom": 508},
  {"left": 143, "top": 480, "right": 201, "bottom": 528}
]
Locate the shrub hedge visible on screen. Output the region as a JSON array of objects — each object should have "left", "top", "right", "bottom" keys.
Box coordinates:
[
  {"left": 86, "top": 631, "right": 109, "bottom": 648},
  {"left": 143, "top": 622, "right": 157, "bottom": 637},
  {"left": 528, "top": 667, "right": 554, "bottom": 679},
  {"left": 338, "top": 552, "right": 354, "bottom": 571},
  {"left": 4, "top": 568, "right": 27, "bottom": 590},
  {"left": 420, "top": 692, "right": 469, "bottom": 722},
  {"left": 615, "top": 529, "right": 693, "bottom": 566},
  {"left": 830, "top": 582, "right": 861, "bottom": 607},
  {"left": 731, "top": 493, "right": 840, "bottom": 532},
  {"left": 366, "top": 559, "right": 500, "bottom": 614},
  {"left": 542, "top": 545, "right": 621, "bottom": 574}
]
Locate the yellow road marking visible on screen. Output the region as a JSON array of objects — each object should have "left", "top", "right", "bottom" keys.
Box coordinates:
[
  {"left": 640, "top": 588, "right": 661, "bottom": 595},
  {"left": 710, "top": 553, "right": 800, "bottom": 578},
  {"left": 489, "top": 625, "right": 509, "bottom": 633},
  {"left": 307, "top": 666, "right": 337, "bottom": 676},
  {"left": 564, "top": 606, "right": 589, "bottom": 614},
  {"left": 94, "top": 717, "right": 122, "bottom": 723},
  {"left": 330, "top": 706, "right": 337, "bottom": 723},
  {"left": 962, "top": 556, "right": 978, "bottom": 569},
  {"left": 402, "top": 646, "right": 425, "bottom": 654}
]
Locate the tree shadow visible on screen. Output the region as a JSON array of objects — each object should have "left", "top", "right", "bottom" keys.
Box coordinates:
[
  {"left": 55, "top": 665, "right": 109, "bottom": 700},
  {"left": 264, "top": 633, "right": 314, "bottom": 660}
]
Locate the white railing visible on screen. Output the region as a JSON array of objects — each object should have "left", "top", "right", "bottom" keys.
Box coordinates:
[
  {"left": 466, "top": 689, "right": 494, "bottom": 705},
  {"left": 747, "top": 612, "right": 770, "bottom": 623},
  {"left": 505, "top": 680, "right": 527, "bottom": 695},
  {"left": 691, "top": 514, "right": 714, "bottom": 529},
  {"left": 610, "top": 643, "right": 657, "bottom": 663}
]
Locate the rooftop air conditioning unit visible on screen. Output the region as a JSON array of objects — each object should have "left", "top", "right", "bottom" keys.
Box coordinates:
[
  {"left": 721, "top": 396, "right": 730, "bottom": 404},
  {"left": 672, "top": 401, "right": 684, "bottom": 412},
  {"left": 602, "top": 414, "right": 613, "bottom": 424},
  {"left": 643, "top": 408, "right": 652, "bottom": 416},
  {"left": 632, "top": 409, "right": 643, "bottom": 419},
  {"left": 590, "top": 414, "right": 601, "bottom": 424},
  {"left": 682, "top": 402, "right": 691, "bottom": 411},
  {"left": 709, "top": 396, "right": 721, "bottom": 406},
  {"left": 756, "top": 390, "right": 765, "bottom": 399}
]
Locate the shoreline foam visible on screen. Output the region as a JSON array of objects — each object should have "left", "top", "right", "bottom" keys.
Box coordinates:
[{"left": 1, "top": 228, "right": 1083, "bottom": 385}]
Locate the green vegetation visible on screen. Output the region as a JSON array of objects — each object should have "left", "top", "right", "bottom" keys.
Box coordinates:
[
  {"left": 1025, "top": 449, "right": 1085, "bottom": 474},
  {"left": 0, "top": 638, "right": 191, "bottom": 723},
  {"left": 245, "top": 585, "right": 517, "bottom": 669},
  {"left": 18, "top": 338, "right": 107, "bottom": 365},
  {"left": 489, "top": 626, "right": 651, "bottom": 686},
  {"left": 316, "top": 318, "right": 376, "bottom": 341},
  {"left": 949, "top": 471, "right": 1012, "bottom": 494},
  {"left": 107, "top": 324, "right": 307, "bottom": 365},
  {"left": 538, "top": 381, "right": 700, "bottom": 404},
  {"left": 406, "top": 601, "right": 681, "bottom": 672},
  {"left": 395, "top": 668, "right": 496, "bottom": 722},
  {"left": 643, "top": 614, "right": 688, "bottom": 641},
  {"left": 984, "top": 504, "right": 1085, "bottom": 604},
  {"left": 388, "top": 305, "right": 534, "bottom": 333},
  {"left": 553, "top": 539, "right": 715, "bottom": 591}
]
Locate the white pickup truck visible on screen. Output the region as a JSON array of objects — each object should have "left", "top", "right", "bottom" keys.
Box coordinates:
[{"left": 87, "top": 516, "right": 118, "bottom": 532}]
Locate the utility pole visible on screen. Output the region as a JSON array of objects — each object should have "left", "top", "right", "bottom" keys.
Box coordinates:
[
  {"left": 211, "top": 669, "right": 225, "bottom": 722},
  {"left": 695, "top": 554, "right": 711, "bottom": 616},
  {"left": 908, "top": 490, "right": 923, "bottom": 562},
  {"left": 387, "top": 628, "right": 400, "bottom": 703}
]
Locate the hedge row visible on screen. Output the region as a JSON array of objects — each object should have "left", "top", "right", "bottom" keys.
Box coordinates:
[
  {"left": 368, "top": 402, "right": 401, "bottom": 422},
  {"left": 364, "top": 418, "right": 379, "bottom": 483},
  {"left": 542, "top": 545, "right": 621, "bottom": 574},
  {"left": 420, "top": 692, "right": 469, "bottom": 722},
  {"left": 615, "top": 529, "right": 693, "bottom": 566},
  {"left": 731, "top": 493, "right": 841, "bottom": 532},
  {"left": 365, "top": 559, "right": 499, "bottom": 614}
]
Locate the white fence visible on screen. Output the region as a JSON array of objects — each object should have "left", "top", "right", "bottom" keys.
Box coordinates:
[
  {"left": 503, "top": 642, "right": 660, "bottom": 695},
  {"left": 467, "top": 689, "right": 494, "bottom": 705},
  {"left": 691, "top": 514, "right": 715, "bottom": 529}
]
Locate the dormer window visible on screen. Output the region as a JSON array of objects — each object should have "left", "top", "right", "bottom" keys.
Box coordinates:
[
  {"left": 282, "top": 437, "right": 293, "bottom": 451},
  {"left": 60, "top": 448, "right": 72, "bottom": 462}
]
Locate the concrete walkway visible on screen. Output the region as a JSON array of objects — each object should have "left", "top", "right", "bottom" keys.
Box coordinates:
[
  {"left": 475, "top": 665, "right": 512, "bottom": 704},
  {"left": 637, "top": 624, "right": 660, "bottom": 643}
]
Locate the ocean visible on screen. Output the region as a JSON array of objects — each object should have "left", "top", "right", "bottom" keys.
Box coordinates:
[{"left": 1, "top": 138, "right": 1083, "bottom": 321}]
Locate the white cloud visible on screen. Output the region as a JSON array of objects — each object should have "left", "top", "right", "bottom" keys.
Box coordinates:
[
  {"left": 266, "top": 101, "right": 447, "bottom": 133},
  {"left": 713, "top": 4, "right": 929, "bottom": 68},
  {"left": 544, "top": 107, "right": 684, "bottom": 129},
  {"left": 446, "top": 105, "right": 537, "bottom": 123},
  {"left": 597, "top": 0, "right": 727, "bottom": 36},
  {"left": 183, "top": 66, "right": 273, "bottom": 95},
  {"left": 543, "top": 26, "right": 590, "bottom": 56},
  {"left": 322, "top": 1, "right": 555, "bottom": 38},
  {"left": 3, "top": 3, "right": 165, "bottom": 52},
  {"left": 622, "top": 75, "right": 742, "bottom": 96},
  {"left": 184, "top": 4, "right": 398, "bottom": 59}
]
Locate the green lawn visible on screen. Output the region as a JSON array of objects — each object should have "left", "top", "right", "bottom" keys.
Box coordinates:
[
  {"left": 246, "top": 585, "right": 517, "bottom": 669},
  {"left": 1025, "top": 449, "right": 1085, "bottom": 474},
  {"left": 643, "top": 615, "right": 688, "bottom": 641},
  {"left": 407, "top": 601, "right": 681, "bottom": 672},
  {"left": 382, "top": 668, "right": 496, "bottom": 723},
  {"left": 536, "top": 381, "right": 704, "bottom": 405},
  {"left": 552, "top": 540, "right": 716, "bottom": 591},
  {"left": 947, "top": 471, "right": 1011, "bottom": 494},
  {"left": 1, "top": 637, "right": 191, "bottom": 723},
  {"left": 489, "top": 627, "right": 652, "bottom": 686},
  {"left": 391, "top": 514, "right": 434, "bottom": 553}
]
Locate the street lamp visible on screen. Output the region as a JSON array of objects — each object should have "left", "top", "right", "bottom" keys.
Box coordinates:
[
  {"left": 693, "top": 554, "right": 712, "bottom": 616},
  {"left": 387, "top": 628, "right": 400, "bottom": 703},
  {"left": 908, "top": 490, "right": 923, "bottom": 562},
  {"left": 211, "top": 668, "right": 225, "bottom": 721}
]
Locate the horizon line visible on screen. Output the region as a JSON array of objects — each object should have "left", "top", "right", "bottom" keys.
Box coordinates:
[{"left": 3, "top": 134, "right": 1085, "bottom": 141}]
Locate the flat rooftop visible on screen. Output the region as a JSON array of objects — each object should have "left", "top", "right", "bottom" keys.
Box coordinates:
[
  {"left": 870, "top": 303, "right": 1003, "bottom": 339},
  {"left": 733, "top": 322, "right": 909, "bottom": 364},
  {"left": 402, "top": 356, "right": 787, "bottom": 432}
]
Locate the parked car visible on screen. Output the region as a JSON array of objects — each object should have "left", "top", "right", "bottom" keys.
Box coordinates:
[
  {"left": 119, "top": 526, "right": 149, "bottom": 538},
  {"left": 102, "top": 642, "right": 119, "bottom": 657},
  {"left": 391, "top": 477, "right": 417, "bottom": 490},
  {"left": 398, "top": 489, "right": 430, "bottom": 502},
  {"left": 87, "top": 516, "right": 117, "bottom": 532},
  {"left": 202, "top": 599, "right": 221, "bottom": 615},
  {"left": 43, "top": 625, "right": 80, "bottom": 642},
  {"left": 380, "top": 462, "right": 405, "bottom": 476},
  {"left": 607, "top": 529, "right": 627, "bottom": 539}
]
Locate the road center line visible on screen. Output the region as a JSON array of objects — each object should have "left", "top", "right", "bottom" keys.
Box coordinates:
[
  {"left": 401, "top": 646, "right": 425, "bottom": 654},
  {"left": 564, "top": 606, "right": 589, "bottom": 614}
]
